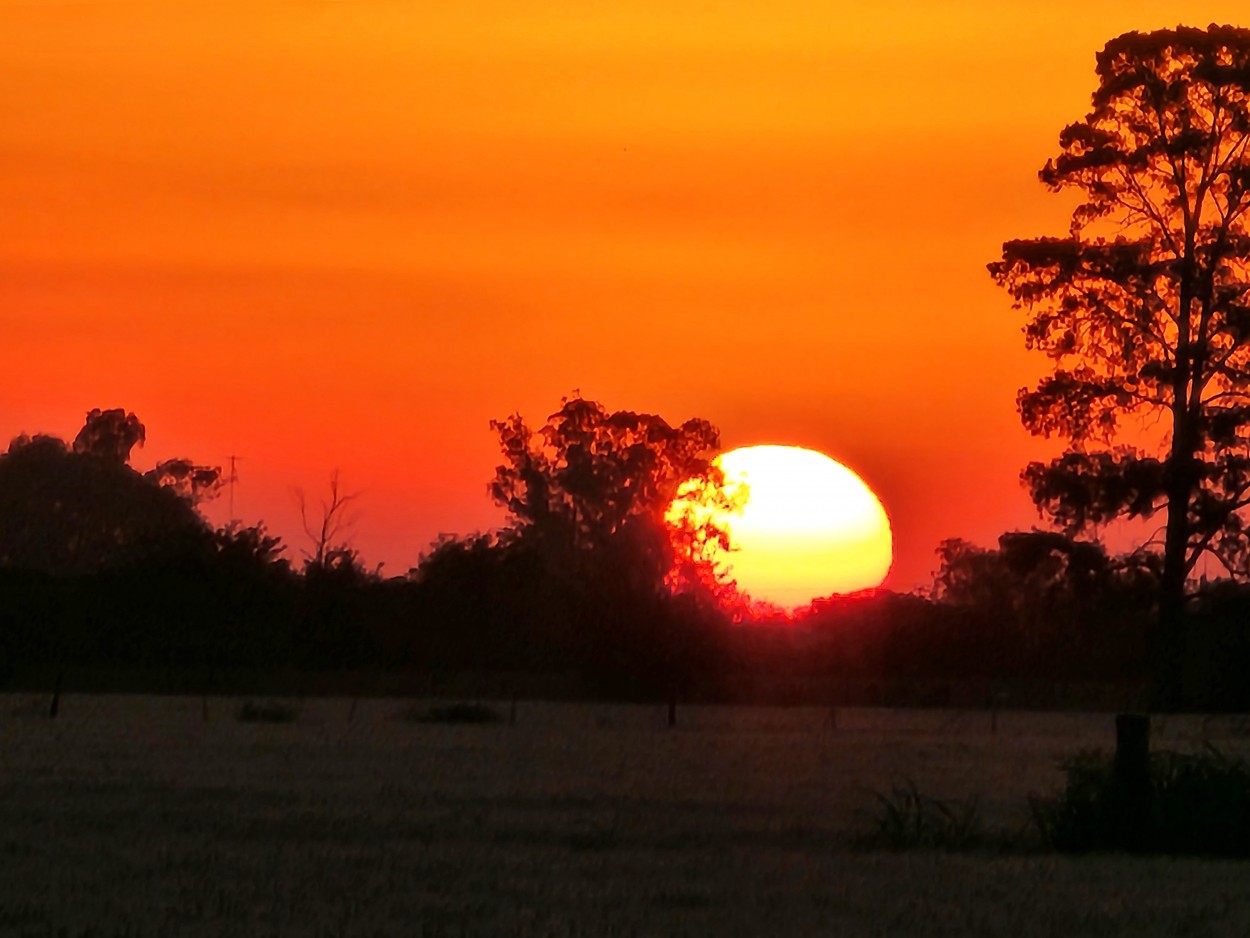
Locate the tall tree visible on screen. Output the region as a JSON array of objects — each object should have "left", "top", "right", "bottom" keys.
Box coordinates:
[
  {"left": 488, "top": 395, "right": 736, "bottom": 688},
  {"left": 0, "top": 433, "right": 209, "bottom": 574},
  {"left": 988, "top": 26, "right": 1250, "bottom": 707},
  {"left": 490, "top": 395, "right": 730, "bottom": 593}
]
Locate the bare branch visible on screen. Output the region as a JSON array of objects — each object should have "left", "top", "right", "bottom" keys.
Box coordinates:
[{"left": 294, "top": 470, "right": 361, "bottom": 566}]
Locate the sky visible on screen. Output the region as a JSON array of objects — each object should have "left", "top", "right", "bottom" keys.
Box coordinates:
[{"left": 3, "top": 1, "right": 1246, "bottom": 590}]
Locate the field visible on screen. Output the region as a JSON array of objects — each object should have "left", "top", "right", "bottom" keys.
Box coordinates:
[{"left": 3, "top": 695, "right": 1250, "bottom": 937}]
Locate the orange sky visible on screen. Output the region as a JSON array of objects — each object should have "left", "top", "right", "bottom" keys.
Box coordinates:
[{"left": 3, "top": 1, "right": 1245, "bottom": 589}]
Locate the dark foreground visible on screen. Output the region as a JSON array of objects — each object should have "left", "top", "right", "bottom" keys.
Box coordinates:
[{"left": 3, "top": 696, "right": 1249, "bottom": 937}]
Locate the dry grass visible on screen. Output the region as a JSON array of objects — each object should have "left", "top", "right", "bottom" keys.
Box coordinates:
[{"left": 2, "top": 696, "right": 1250, "bottom": 936}]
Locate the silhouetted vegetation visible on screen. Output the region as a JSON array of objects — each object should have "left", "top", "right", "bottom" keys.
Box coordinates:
[
  {"left": 405, "top": 702, "right": 504, "bottom": 724},
  {"left": 0, "top": 423, "right": 211, "bottom": 576},
  {"left": 472, "top": 395, "right": 735, "bottom": 696},
  {"left": 863, "top": 780, "right": 986, "bottom": 852},
  {"left": 989, "top": 25, "right": 1250, "bottom": 710},
  {"left": 236, "top": 698, "right": 300, "bottom": 723},
  {"left": 1031, "top": 746, "right": 1250, "bottom": 856},
  {"left": 4, "top": 397, "right": 1250, "bottom": 709}
]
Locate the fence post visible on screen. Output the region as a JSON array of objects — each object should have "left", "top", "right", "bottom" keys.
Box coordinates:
[
  {"left": 1113, "top": 712, "right": 1152, "bottom": 850},
  {"left": 48, "top": 671, "right": 63, "bottom": 719}
]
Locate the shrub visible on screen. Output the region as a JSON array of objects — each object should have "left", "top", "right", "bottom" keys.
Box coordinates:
[
  {"left": 404, "top": 702, "right": 503, "bottom": 725},
  {"left": 236, "top": 699, "right": 300, "bottom": 723},
  {"left": 1031, "top": 746, "right": 1250, "bottom": 856}
]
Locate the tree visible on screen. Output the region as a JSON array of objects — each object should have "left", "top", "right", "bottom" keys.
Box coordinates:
[
  {"left": 72, "top": 408, "right": 145, "bottom": 463},
  {"left": 294, "top": 470, "right": 361, "bottom": 570},
  {"left": 988, "top": 25, "right": 1250, "bottom": 707},
  {"left": 488, "top": 395, "right": 736, "bottom": 690},
  {"left": 933, "top": 533, "right": 1111, "bottom": 609},
  {"left": 145, "top": 458, "right": 223, "bottom": 504},
  {"left": 409, "top": 532, "right": 573, "bottom": 670},
  {"left": 0, "top": 428, "right": 211, "bottom": 575},
  {"left": 931, "top": 532, "right": 1155, "bottom": 681},
  {"left": 489, "top": 394, "right": 731, "bottom": 596}
]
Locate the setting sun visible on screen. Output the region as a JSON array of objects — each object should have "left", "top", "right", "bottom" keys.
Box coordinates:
[{"left": 678, "top": 445, "right": 893, "bottom": 609}]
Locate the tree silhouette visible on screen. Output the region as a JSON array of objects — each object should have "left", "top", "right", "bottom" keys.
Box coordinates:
[
  {"left": 932, "top": 532, "right": 1155, "bottom": 681},
  {"left": 145, "top": 458, "right": 223, "bottom": 504},
  {"left": 490, "top": 394, "right": 730, "bottom": 594},
  {"left": 294, "top": 470, "right": 361, "bottom": 569},
  {"left": 488, "top": 395, "right": 735, "bottom": 691},
  {"left": 989, "top": 25, "right": 1250, "bottom": 708},
  {"left": 0, "top": 430, "right": 211, "bottom": 574},
  {"left": 72, "top": 408, "right": 146, "bottom": 463}
]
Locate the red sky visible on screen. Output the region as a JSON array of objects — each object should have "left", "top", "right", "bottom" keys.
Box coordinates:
[{"left": 3, "top": 2, "right": 1245, "bottom": 589}]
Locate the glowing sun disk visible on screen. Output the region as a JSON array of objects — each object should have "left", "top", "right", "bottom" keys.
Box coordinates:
[{"left": 675, "top": 444, "right": 893, "bottom": 610}]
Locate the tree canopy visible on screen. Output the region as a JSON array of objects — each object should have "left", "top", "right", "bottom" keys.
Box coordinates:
[
  {"left": 489, "top": 395, "right": 733, "bottom": 597},
  {"left": 482, "top": 395, "right": 738, "bottom": 690},
  {"left": 0, "top": 410, "right": 217, "bottom": 574},
  {"left": 989, "top": 25, "right": 1250, "bottom": 706}
]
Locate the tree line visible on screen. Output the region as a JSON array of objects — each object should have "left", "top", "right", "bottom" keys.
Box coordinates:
[
  {"left": 5, "top": 25, "right": 1250, "bottom": 709},
  {"left": 3, "top": 397, "right": 1249, "bottom": 708}
]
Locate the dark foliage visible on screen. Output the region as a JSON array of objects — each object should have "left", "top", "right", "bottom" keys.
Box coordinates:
[
  {"left": 989, "top": 25, "right": 1250, "bottom": 709},
  {"left": 4, "top": 405, "right": 1250, "bottom": 704},
  {"left": 1032, "top": 746, "right": 1250, "bottom": 856},
  {"left": 294, "top": 549, "right": 383, "bottom": 669},
  {"left": 406, "top": 702, "right": 504, "bottom": 724},
  {"left": 236, "top": 699, "right": 300, "bottom": 723},
  {"left": 928, "top": 532, "right": 1155, "bottom": 682},
  {"left": 0, "top": 411, "right": 298, "bottom": 672},
  {"left": 72, "top": 408, "right": 145, "bottom": 463},
  {"left": 0, "top": 433, "right": 212, "bottom": 575},
  {"left": 863, "top": 780, "right": 985, "bottom": 851},
  {"left": 474, "top": 395, "right": 734, "bottom": 695}
]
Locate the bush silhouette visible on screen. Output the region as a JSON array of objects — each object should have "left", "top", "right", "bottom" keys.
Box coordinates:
[
  {"left": 404, "top": 702, "right": 503, "bottom": 725},
  {"left": 1032, "top": 747, "right": 1250, "bottom": 856}
]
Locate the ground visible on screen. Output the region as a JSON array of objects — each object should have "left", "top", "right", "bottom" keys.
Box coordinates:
[{"left": 2, "top": 696, "right": 1249, "bottom": 937}]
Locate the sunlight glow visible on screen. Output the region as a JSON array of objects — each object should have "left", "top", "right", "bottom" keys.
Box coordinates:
[{"left": 674, "top": 445, "right": 893, "bottom": 610}]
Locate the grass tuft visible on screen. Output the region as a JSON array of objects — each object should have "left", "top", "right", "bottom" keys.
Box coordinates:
[{"left": 862, "top": 779, "right": 984, "bottom": 851}]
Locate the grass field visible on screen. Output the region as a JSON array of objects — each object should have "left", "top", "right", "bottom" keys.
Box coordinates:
[{"left": 3, "top": 695, "right": 1250, "bottom": 937}]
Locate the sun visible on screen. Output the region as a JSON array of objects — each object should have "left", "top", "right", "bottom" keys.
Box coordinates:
[{"left": 672, "top": 445, "right": 893, "bottom": 610}]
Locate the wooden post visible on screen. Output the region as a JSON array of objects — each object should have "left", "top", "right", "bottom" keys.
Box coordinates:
[
  {"left": 48, "top": 671, "right": 63, "bottom": 719},
  {"left": 1113, "top": 712, "right": 1152, "bottom": 850},
  {"left": 202, "top": 667, "right": 215, "bottom": 722},
  {"left": 990, "top": 687, "right": 1008, "bottom": 734},
  {"left": 667, "top": 692, "right": 677, "bottom": 728}
]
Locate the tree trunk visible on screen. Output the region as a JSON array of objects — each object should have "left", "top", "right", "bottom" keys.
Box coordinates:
[
  {"left": 1152, "top": 582, "right": 1186, "bottom": 712},
  {"left": 1154, "top": 310, "right": 1195, "bottom": 713},
  {"left": 1155, "top": 440, "right": 1190, "bottom": 711}
]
